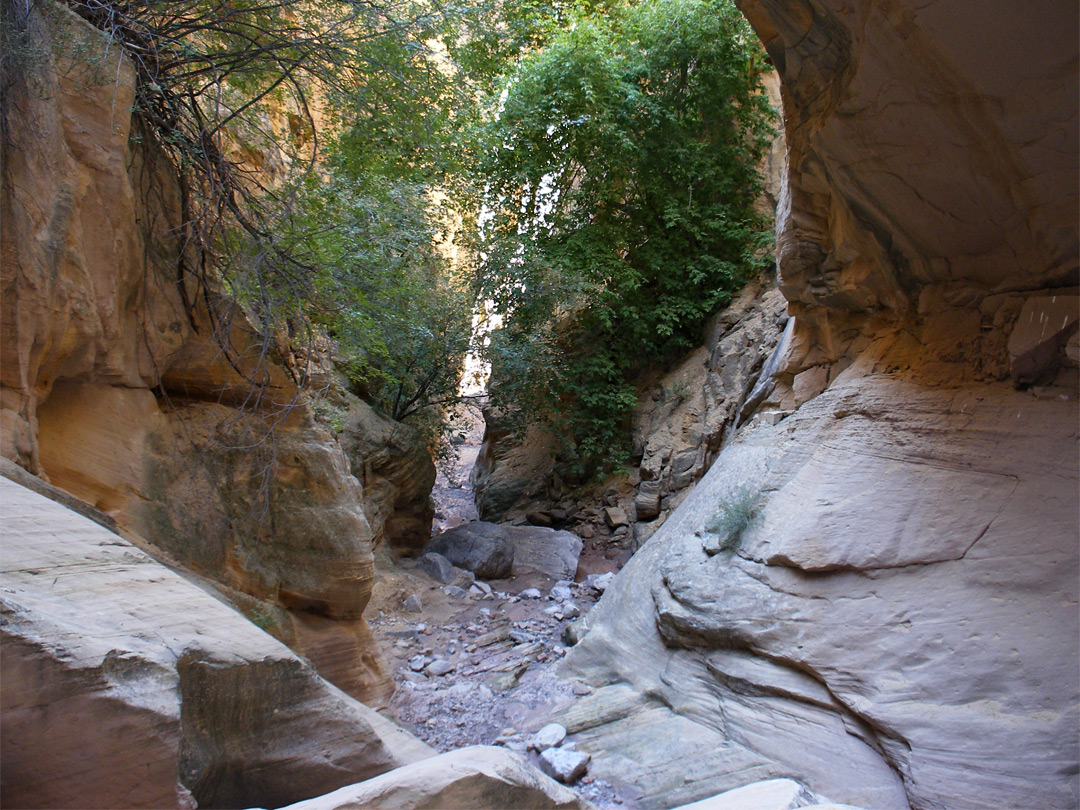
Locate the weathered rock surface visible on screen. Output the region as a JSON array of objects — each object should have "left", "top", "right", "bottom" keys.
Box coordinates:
[
  {"left": 276, "top": 746, "right": 594, "bottom": 810},
  {"left": 0, "top": 2, "right": 431, "bottom": 705},
  {"left": 336, "top": 395, "right": 436, "bottom": 556},
  {"left": 566, "top": 371, "right": 1079, "bottom": 810},
  {"left": 469, "top": 276, "right": 789, "bottom": 542},
  {"left": 506, "top": 526, "right": 584, "bottom": 581},
  {"left": 0, "top": 475, "right": 431, "bottom": 810}
]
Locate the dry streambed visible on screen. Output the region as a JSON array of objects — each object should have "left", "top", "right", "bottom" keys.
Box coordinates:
[{"left": 367, "top": 556, "right": 635, "bottom": 809}]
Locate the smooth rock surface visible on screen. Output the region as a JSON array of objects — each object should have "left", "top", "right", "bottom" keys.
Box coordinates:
[
  {"left": 0, "top": 476, "right": 430, "bottom": 809},
  {"left": 566, "top": 371, "right": 1079, "bottom": 810},
  {"left": 531, "top": 723, "right": 568, "bottom": 752},
  {"left": 669, "top": 779, "right": 819, "bottom": 810},
  {"left": 276, "top": 746, "right": 594, "bottom": 810}
]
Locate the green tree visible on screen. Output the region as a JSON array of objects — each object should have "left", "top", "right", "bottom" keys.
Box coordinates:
[{"left": 475, "top": 0, "right": 775, "bottom": 473}]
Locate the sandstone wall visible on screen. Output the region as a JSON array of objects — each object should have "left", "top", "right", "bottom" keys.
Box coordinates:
[
  {"left": 564, "top": 3, "right": 1079, "bottom": 809},
  {"left": 0, "top": 3, "right": 432, "bottom": 707},
  {"left": 0, "top": 474, "right": 430, "bottom": 809}
]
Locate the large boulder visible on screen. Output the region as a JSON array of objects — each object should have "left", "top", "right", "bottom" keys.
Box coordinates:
[
  {"left": 506, "top": 526, "right": 583, "bottom": 581},
  {"left": 278, "top": 746, "right": 594, "bottom": 810},
  {"left": 425, "top": 522, "right": 515, "bottom": 580},
  {"left": 0, "top": 475, "right": 431, "bottom": 810}
]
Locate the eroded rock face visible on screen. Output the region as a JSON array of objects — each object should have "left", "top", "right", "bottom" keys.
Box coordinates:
[
  {"left": 0, "top": 475, "right": 429, "bottom": 810},
  {"left": 0, "top": 3, "right": 410, "bottom": 704},
  {"left": 734, "top": 0, "right": 1078, "bottom": 390},
  {"left": 567, "top": 368, "right": 1078, "bottom": 810},
  {"left": 565, "top": 3, "right": 1079, "bottom": 809},
  {"left": 336, "top": 395, "right": 437, "bottom": 556}
]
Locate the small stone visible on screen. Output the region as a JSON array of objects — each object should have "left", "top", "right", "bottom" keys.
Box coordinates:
[
  {"left": 473, "top": 580, "right": 493, "bottom": 595},
  {"left": 549, "top": 584, "right": 573, "bottom": 602},
  {"left": 526, "top": 511, "right": 553, "bottom": 527},
  {"left": 579, "top": 525, "right": 595, "bottom": 540},
  {"left": 603, "top": 506, "right": 628, "bottom": 528},
  {"left": 404, "top": 594, "right": 423, "bottom": 613},
  {"left": 559, "top": 602, "right": 581, "bottom": 619},
  {"left": 572, "top": 682, "right": 594, "bottom": 696},
  {"left": 443, "top": 585, "right": 467, "bottom": 599},
  {"left": 417, "top": 552, "right": 458, "bottom": 585},
  {"left": 530, "top": 723, "right": 567, "bottom": 752},
  {"left": 585, "top": 572, "right": 615, "bottom": 593},
  {"left": 426, "top": 659, "right": 454, "bottom": 676},
  {"left": 538, "top": 747, "right": 590, "bottom": 784},
  {"left": 520, "top": 588, "right": 542, "bottom": 599},
  {"left": 408, "top": 655, "right": 428, "bottom": 672}
]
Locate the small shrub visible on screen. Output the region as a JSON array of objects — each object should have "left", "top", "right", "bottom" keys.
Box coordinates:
[
  {"left": 704, "top": 487, "right": 763, "bottom": 554},
  {"left": 249, "top": 606, "right": 278, "bottom": 632}
]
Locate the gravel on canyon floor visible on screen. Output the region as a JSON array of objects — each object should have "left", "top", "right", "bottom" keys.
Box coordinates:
[{"left": 367, "top": 553, "right": 638, "bottom": 810}]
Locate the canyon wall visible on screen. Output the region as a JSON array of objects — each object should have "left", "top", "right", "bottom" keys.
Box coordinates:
[
  {"left": 565, "top": 2, "right": 1079, "bottom": 809},
  {"left": 0, "top": 3, "right": 432, "bottom": 711}
]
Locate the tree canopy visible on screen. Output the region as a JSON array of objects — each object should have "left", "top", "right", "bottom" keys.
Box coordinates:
[
  {"left": 21, "top": 0, "right": 774, "bottom": 464},
  {"left": 473, "top": 0, "right": 775, "bottom": 471}
]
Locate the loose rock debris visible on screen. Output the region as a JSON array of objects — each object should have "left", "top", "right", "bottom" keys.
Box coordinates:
[{"left": 367, "top": 559, "right": 634, "bottom": 809}]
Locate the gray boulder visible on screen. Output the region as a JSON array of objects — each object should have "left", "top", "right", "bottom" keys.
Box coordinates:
[
  {"left": 416, "top": 552, "right": 457, "bottom": 584},
  {"left": 424, "top": 522, "right": 514, "bottom": 580}
]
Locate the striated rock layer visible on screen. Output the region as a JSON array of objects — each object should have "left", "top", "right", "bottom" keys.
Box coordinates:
[
  {"left": 0, "top": 3, "right": 434, "bottom": 705},
  {"left": 0, "top": 475, "right": 431, "bottom": 809},
  {"left": 565, "top": 2, "right": 1079, "bottom": 809}
]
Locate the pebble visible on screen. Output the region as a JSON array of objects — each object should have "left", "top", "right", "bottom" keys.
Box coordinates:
[
  {"left": 443, "top": 585, "right": 468, "bottom": 599},
  {"left": 404, "top": 594, "right": 423, "bottom": 613},
  {"left": 519, "top": 588, "right": 542, "bottom": 599},
  {"left": 415, "top": 622, "right": 427, "bottom": 632},
  {"left": 408, "top": 655, "right": 429, "bottom": 672},
  {"left": 549, "top": 584, "right": 573, "bottom": 602},
  {"left": 426, "top": 659, "right": 454, "bottom": 676}
]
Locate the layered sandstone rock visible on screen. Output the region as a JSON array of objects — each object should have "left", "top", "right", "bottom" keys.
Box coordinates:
[
  {"left": 278, "top": 746, "right": 594, "bottom": 810},
  {"left": 0, "top": 3, "right": 433, "bottom": 704},
  {"left": 336, "top": 394, "right": 437, "bottom": 556},
  {"left": 0, "top": 475, "right": 431, "bottom": 810},
  {"left": 565, "top": 2, "right": 1079, "bottom": 809}
]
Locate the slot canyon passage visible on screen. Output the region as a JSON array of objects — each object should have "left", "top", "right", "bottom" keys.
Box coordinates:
[{"left": 0, "top": 0, "right": 1077, "bottom": 809}]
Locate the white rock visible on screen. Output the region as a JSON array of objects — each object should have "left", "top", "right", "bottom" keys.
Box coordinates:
[
  {"left": 277, "top": 745, "right": 591, "bottom": 810},
  {"left": 584, "top": 572, "right": 615, "bottom": 593},
  {"left": 519, "top": 588, "right": 542, "bottom": 599},
  {"left": 537, "top": 747, "right": 590, "bottom": 784},
  {"left": 549, "top": 584, "right": 573, "bottom": 602},
  {"left": 668, "top": 778, "right": 818, "bottom": 810},
  {"left": 529, "top": 722, "right": 568, "bottom": 752},
  {"left": 425, "top": 659, "right": 453, "bottom": 677}
]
